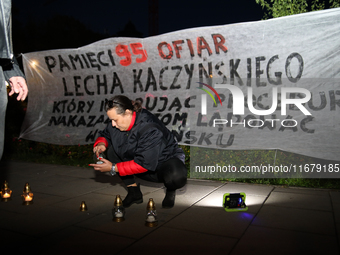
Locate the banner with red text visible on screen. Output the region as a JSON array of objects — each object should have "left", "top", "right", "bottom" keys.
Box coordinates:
[{"left": 20, "top": 8, "right": 340, "bottom": 160}]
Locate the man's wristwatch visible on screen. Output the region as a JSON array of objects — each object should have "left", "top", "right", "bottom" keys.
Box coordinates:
[{"left": 110, "top": 164, "right": 116, "bottom": 176}]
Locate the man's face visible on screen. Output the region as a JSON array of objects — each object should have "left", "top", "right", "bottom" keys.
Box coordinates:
[{"left": 107, "top": 108, "right": 132, "bottom": 131}]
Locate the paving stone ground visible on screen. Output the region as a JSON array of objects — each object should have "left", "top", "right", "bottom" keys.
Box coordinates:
[{"left": 0, "top": 161, "right": 339, "bottom": 254}]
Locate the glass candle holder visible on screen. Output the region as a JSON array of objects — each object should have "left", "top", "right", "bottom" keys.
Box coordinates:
[
  {"left": 112, "top": 195, "right": 125, "bottom": 222},
  {"left": 79, "top": 201, "right": 88, "bottom": 211},
  {"left": 93, "top": 152, "right": 105, "bottom": 164},
  {"left": 145, "top": 198, "right": 158, "bottom": 227},
  {"left": 1, "top": 181, "right": 12, "bottom": 202},
  {"left": 21, "top": 183, "right": 34, "bottom": 205}
]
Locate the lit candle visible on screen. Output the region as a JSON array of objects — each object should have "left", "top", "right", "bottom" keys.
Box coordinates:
[
  {"left": 24, "top": 195, "right": 33, "bottom": 202},
  {"left": 1, "top": 181, "right": 12, "bottom": 201},
  {"left": 2, "top": 193, "right": 11, "bottom": 199},
  {"left": 22, "top": 183, "right": 34, "bottom": 205}
]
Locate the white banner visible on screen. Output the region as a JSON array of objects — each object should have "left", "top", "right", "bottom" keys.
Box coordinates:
[{"left": 20, "top": 8, "right": 340, "bottom": 160}]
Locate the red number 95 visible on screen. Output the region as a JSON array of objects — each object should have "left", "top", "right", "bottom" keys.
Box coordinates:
[{"left": 115, "top": 43, "right": 148, "bottom": 66}]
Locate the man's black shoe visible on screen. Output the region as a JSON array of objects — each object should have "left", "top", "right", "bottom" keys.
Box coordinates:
[
  {"left": 162, "top": 189, "right": 176, "bottom": 208},
  {"left": 123, "top": 184, "right": 143, "bottom": 207}
]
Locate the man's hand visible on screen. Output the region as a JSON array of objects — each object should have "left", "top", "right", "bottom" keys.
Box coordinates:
[
  {"left": 93, "top": 143, "right": 107, "bottom": 158},
  {"left": 89, "top": 158, "right": 117, "bottom": 173},
  {"left": 8, "top": 76, "right": 28, "bottom": 101}
]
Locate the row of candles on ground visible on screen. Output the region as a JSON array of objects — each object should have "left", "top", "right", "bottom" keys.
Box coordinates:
[
  {"left": 1, "top": 180, "right": 157, "bottom": 226},
  {"left": 0, "top": 181, "right": 34, "bottom": 205},
  {"left": 80, "top": 195, "right": 158, "bottom": 227}
]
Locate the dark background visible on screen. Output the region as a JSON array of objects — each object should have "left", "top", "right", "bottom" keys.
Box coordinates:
[{"left": 12, "top": 0, "right": 264, "bottom": 53}]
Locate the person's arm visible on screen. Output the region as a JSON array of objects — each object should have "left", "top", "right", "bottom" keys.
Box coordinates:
[
  {"left": 3, "top": 57, "right": 28, "bottom": 101},
  {"left": 116, "top": 160, "right": 148, "bottom": 176},
  {"left": 93, "top": 137, "right": 108, "bottom": 155},
  {"left": 89, "top": 126, "right": 113, "bottom": 173}
]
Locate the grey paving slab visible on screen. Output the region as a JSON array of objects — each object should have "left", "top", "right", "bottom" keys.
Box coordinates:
[
  {"left": 1, "top": 162, "right": 96, "bottom": 182},
  {"left": 1, "top": 161, "right": 60, "bottom": 175},
  {"left": 75, "top": 202, "right": 193, "bottom": 240},
  {"left": 56, "top": 166, "right": 98, "bottom": 179},
  {"left": 26, "top": 174, "right": 82, "bottom": 187},
  {"left": 0, "top": 162, "right": 82, "bottom": 191},
  {"left": 167, "top": 182, "right": 224, "bottom": 207},
  {"left": 264, "top": 191, "right": 332, "bottom": 211},
  {"left": 0, "top": 174, "right": 41, "bottom": 192},
  {"left": 252, "top": 205, "right": 336, "bottom": 235},
  {"left": 91, "top": 182, "right": 164, "bottom": 202},
  {"left": 52, "top": 192, "right": 116, "bottom": 215},
  {"left": 29, "top": 178, "right": 111, "bottom": 198},
  {"left": 230, "top": 225, "right": 339, "bottom": 255},
  {"left": 136, "top": 182, "right": 224, "bottom": 216},
  {"left": 0, "top": 206, "right": 23, "bottom": 224},
  {"left": 214, "top": 182, "right": 274, "bottom": 197},
  {"left": 330, "top": 190, "right": 340, "bottom": 200},
  {"left": 333, "top": 202, "right": 340, "bottom": 224},
  {"left": 0, "top": 204, "right": 95, "bottom": 237},
  {"left": 331, "top": 190, "right": 340, "bottom": 207},
  {"left": 164, "top": 205, "right": 255, "bottom": 238},
  {"left": 0, "top": 191, "right": 69, "bottom": 213},
  {"left": 0, "top": 172, "right": 45, "bottom": 192},
  {"left": 330, "top": 190, "right": 340, "bottom": 224},
  {"left": 273, "top": 186, "right": 331, "bottom": 196},
  {"left": 55, "top": 165, "right": 123, "bottom": 184},
  {"left": 75, "top": 211, "right": 146, "bottom": 239},
  {"left": 337, "top": 223, "right": 340, "bottom": 247},
  {"left": 92, "top": 182, "right": 131, "bottom": 197},
  {"left": 75, "top": 205, "right": 162, "bottom": 239},
  {"left": 0, "top": 160, "right": 38, "bottom": 171},
  {"left": 187, "top": 178, "right": 226, "bottom": 187},
  {"left": 118, "top": 226, "right": 238, "bottom": 255}
]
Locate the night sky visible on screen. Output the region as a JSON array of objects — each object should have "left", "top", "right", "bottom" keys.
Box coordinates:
[{"left": 13, "top": 0, "right": 264, "bottom": 38}]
